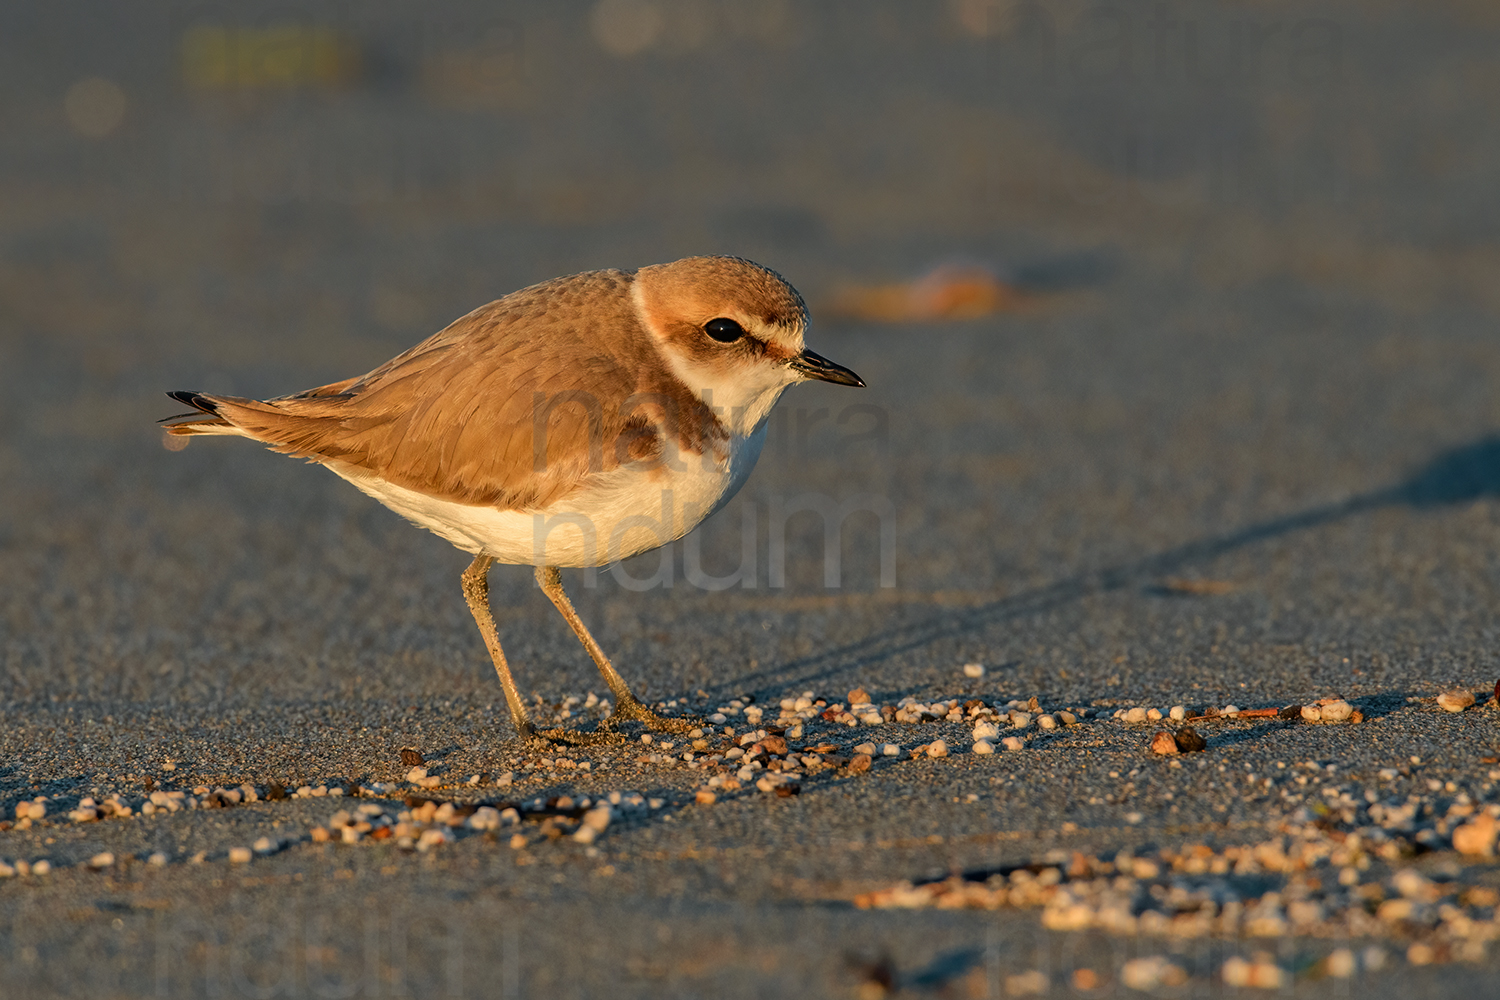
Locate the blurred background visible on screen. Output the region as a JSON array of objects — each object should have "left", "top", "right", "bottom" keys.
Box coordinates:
[{"left": 4, "top": 0, "right": 1500, "bottom": 710}]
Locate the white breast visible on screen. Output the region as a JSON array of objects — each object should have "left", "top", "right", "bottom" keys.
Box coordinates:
[{"left": 326, "top": 423, "right": 767, "bottom": 568}]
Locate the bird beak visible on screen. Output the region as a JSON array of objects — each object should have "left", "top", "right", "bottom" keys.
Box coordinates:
[{"left": 788, "top": 348, "right": 865, "bottom": 387}]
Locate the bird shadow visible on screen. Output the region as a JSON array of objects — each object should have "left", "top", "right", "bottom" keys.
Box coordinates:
[{"left": 725, "top": 435, "right": 1500, "bottom": 696}]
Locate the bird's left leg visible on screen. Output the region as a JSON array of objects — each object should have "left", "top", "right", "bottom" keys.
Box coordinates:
[{"left": 535, "top": 565, "right": 697, "bottom": 734}]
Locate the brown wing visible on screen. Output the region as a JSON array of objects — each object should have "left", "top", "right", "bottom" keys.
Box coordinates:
[{"left": 169, "top": 269, "right": 726, "bottom": 511}]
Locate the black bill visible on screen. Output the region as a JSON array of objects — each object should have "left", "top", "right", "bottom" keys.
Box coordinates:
[{"left": 788, "top": 348, "right": 865, "bottom": 387}]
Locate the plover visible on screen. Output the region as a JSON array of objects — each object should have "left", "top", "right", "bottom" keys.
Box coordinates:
[{"left": 162, "top": 256, "right": 863, "bottom": 742}]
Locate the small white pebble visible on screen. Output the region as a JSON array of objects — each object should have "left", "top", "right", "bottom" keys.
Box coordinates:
[
  {"left": 973, "top": 740, "right": 995, "bottom": 755},
  {"left": 853, "top": 742, "right": 876, "bottom": 755},
  {"left": 31, "top": 860, "right": 51, "bottom": 875},
  {"left": 417, "top": 828, "right": 452, "bottom": 851},
  {"left": 1002, "top": 737, "right": 1024, "bottom": 751},
  {"left": 1325, "top": 948, "right": 1356, "bottom": 978},
  {"left": 1321, "top": 700, "right": 1354, "bottom": 722},
  {"left": 1221, "top": 957, "right": 1251, "bottom": 988},
  {"left": 1168, "top": 705, "right": 1186, "bottom": 720},
  {"left": 962, "top": 663, "right": 985, "bottom": 678},
  {"left": 228, "top": 847, "right": 252, "bottom": 864},
  {"left": 1301, "top": 705, "right": 1323, "bottom": 722},
  {"left": 581, "top": 806, "right": 612, "bottom": 833},
  {"left": 1003, "top": 970, "right": 1048, "bottom": 996},
  {"left": 148, "top": 852, "right": 168, "bottom": 866},
  {"left": 1008, "top": 711, "right": 1033, "bottom": 729},
  {"left": 1437, "top": 689, "right": 1475, "bottom": 713},
  {"left": 972, "top": 721, "right": 1000, "bottom": 740},
  {"left": 1223, "top": 705, "right": 1240, "bottom": 716},
  {"left": 1146, "top": 708, "right": 1163, "bottom": 721},
  {"left": 881, "top": 744, "right": 901, "bottom": 757},
  {"left": 1124, "top": 707, "right": 1148, "bottom": 724},
  {"left": 88, "top": 852, "right": 115, "bottom": 869},
  {"left": 1037, "top": 715, "right": 1056, "bottom": 730},
  {"left": 926, "top": 740, "right": 949, "bottom": 758},
  {"left": 252, "top": 837, "right": 276, "bottom": 855}
]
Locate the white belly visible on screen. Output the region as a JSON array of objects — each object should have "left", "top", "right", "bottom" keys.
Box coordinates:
[{"left": 326, "top": 425, "right": 766, "bottom": 568}]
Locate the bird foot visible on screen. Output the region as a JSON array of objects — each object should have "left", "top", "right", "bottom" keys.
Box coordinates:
[
  {"left": 526, "top": 727, "right": 628, "bottom": 748},
  {"left": 601, "top": 698, "right": 702, "bottom": 735}
]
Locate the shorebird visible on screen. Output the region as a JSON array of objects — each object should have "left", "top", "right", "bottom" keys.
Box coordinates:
[{"left": 161, "top": 256, "right": 863, "bottom": 742}]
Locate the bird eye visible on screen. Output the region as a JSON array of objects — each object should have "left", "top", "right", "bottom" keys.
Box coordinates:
[{"left": 704, "top": 317, "right": 746, "bottom": 343}]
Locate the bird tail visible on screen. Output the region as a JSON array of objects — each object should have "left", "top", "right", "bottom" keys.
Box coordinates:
[
  {"left": 159, "top": 379, "right": 362, "bottom": 456},
  {"left": 159, "top": 390, "right": 248, "bottom": 442}
]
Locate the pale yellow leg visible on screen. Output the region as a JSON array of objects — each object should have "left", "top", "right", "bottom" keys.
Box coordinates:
[
  {"left": 534, "top": 566, "right": 694, "bottom": 734},
  {"left": 461, "top": 555, "right": 535, "bottom": 741}
]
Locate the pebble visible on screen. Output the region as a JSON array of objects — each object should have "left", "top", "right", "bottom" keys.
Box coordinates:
[
  {"left": 1325, "top": 948, "right": 1356, "bottom": 978},
  {"left": 417, "top": 828, "right": 453, "bottom": 851},
  {"left": 1146, "top": 708, "right": 1163, "bottom": 721},
  {"left": 1124, "top": 707, "right": 1148, "bottom": 724},
  {"left": 925, "top": 740, "right": 949, "bottom": 758},
  {"left": 581, "top": 806, "right": 612, "bottom": 833},
  {"left": 1008, "top": 711, "right": 1033, "bottom": 729},
  {"left": 1320, "top": 699, "right": 1354, "bottom": 722},
  {"left": 962, "top": 663, "right": 985, "bottom": 678},
  {"left": 1168, "top": 705, "right": 1186, "bottom": 720},
  {"left": 1037, "top": 715, "right": 1056, "bottom": 730},
  {"left": 88, "top": 852, "right": 115, "bottom": 869},
  {"left": 1003, "top": 970, "right": 1047, "bottom": 995},
  {"left": 848, "top": 688, "right": 871, "bottom": 705},
  {"left": 1221, "top": 956, "right": 1284, "bottom": 989},
  {"left": 228, "top": 847, "right": 252, "bottom": 864},
  {"left": 973, "top": 740, "right": 995, "bottom": 755},
  {"left": 1453, "top": 814, "right": 1499, "bottom": 856},
  {"left": 1223, "top": 704, "right": 1240, "bottom": 716},
  {"left": 972, "top": 721, "right": 1000, "bottom": 741},
  {"left": 853, "top": 742, "right": 876, "bottom": 756},
  {"left": 695, "top": 790, "right": 716, "bottom": 805},
  {"left": 1001, "top": 737, "right": 1024, "bottom": 751},
  {"left": 881, "top": 744, "right": 901, "bottom": 757},
  {"left": 31, "top": 860, "right": 50, "bottom": 875},
  {"left": 1301, "top": 705, "right": 1323, "bottom": 722},
  {"left": 1121, "top": 956, "right": 1186, "bottom": 990},
  {"left": 148, "top": 852, "right": 168, "bottom": 866},
  {"left": 1173, "top": 727, "right": 1207, "bottom": 753},
  {"left": 1437, "top": 689, "right": 1476, "bottom": 712},
  {"left": 1150, "top": 731, "right": 1179, "bottom": 755}
]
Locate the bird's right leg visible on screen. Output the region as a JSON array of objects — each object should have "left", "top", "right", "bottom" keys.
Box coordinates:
[{"left": 460, "top": 554, "right": 537, "bottom": 742}]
